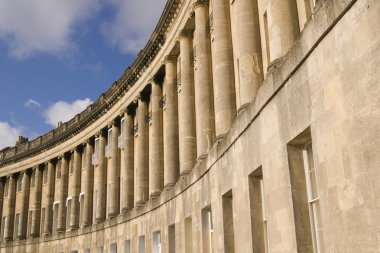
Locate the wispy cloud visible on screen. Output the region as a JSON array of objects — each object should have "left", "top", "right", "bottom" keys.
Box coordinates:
[
  {"left": 0, "top": 121, "right": 22, "bottom": 149},
  {"left": 0, "top": 0, "right": 101, "bottom": 59},
  {"left": 25, "top": 99, "right": 41, "bottom": 109},
  {"left": 43, "top": 98, "right": 93, "bottom": 127},
  {"left": 100, "top": 0, "right": 166, "bottom": 54}
]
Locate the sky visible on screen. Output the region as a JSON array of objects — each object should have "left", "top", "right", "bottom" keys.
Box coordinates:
[{"left": 0, "top": 0, "right": 166, "bottom": 149}]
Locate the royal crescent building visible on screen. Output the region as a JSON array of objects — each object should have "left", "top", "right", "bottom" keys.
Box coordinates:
[{"left": 0, "top": 0, "right": 379, "bottom": 252}]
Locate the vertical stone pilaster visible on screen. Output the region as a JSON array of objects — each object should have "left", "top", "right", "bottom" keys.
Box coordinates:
[
  {"left": 149, "top": 80, "right": 164, "bottom": 197},
  {"left": 43, "top": 160, "right": 55, "bottom": 235},
  {"left": 121, "top": 110, "right": 135, "bottom": 211},
  {"left": 30, "top": 166, "right": 43, "bottom": 237},
  {"left": 235, "top": 0, "right": 263, "bottom": 110},
  {"left": 57, "top": 154, "right": 69, "bottom": 232},
  {"left": 17, "top": 170, "right": 30, "bottom": 240},
  {"left": 178, "top": 30, "right": 197, "bottom": 175},
  {"left": 108, "top": 121, "right": 120, "bottom": 218},
  {"left": 135, "top": 97, "right": 149, "bottom": 206},
  {"left": 96, "top": 130, "right": 107, "bottom": 223},
  {"left": 163, "top": 55, "right": 179, "bottom": 188},
  {"left": 193, "top": 0, "right": 215, "bottom": 159},
  {"left": 82, "top": 139, "right": 94, "bottom": 227},
  {"left": 0, "top": 178, "right": 4, "bottom": 238},
  {"left": 4, "top": 174, "right": 16, "bottom": 241},
  {"left": 69, "top": 147, "right": 82, "bottom": 230},
  {"left": 211, "top": 0, "right": 237, "bottom": 139}
]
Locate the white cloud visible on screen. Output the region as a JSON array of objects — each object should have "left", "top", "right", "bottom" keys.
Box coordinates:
[
  {"left": 0, "top": 0, "right": 101, "bottom": 59},
  {"left": 25, "top": 99, "right": 41, "bottom": 109},
  {"left": 43, "top": 98, "right": 93, "bottom": 127},
  {"left": 100, "top": 0, "right": 166, "bottom": 54},
  {"left": 0, "top": 122, "right": 22, "bottom": 149}
]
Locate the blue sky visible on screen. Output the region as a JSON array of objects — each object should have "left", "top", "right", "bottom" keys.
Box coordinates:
[{"left": 0, "top": 0, "right": 166, "bottom": 149}]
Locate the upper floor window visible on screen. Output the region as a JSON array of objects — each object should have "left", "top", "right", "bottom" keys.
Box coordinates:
[
  {"left": 56, "top": 163, "right": 62, "bottom": 180},
  {"left": 120, "top": 118, "right": 125, "bottom": 137},
  {"left": 18, "top": 174, "right": 23, "bottom": 192},
  {"left": 31, "top": 171, "right": 36, "bottom": 188},
  {"left": 107, "top": 129, "right": 112, "bottom": 146},
  {"left": 4, "top": 181, "right": 8, "bottom": 198}
]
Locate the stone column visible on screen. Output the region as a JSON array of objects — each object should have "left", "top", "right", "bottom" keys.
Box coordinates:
[
  {"left": 43, "top": 160, "right": 55, "bottom": 235},
  {"left": 17, "top": 170, "right": 30, "bottom": 240},
  {"left": 69, "top": 147, "right": 82, "bottom": 230},
  {"left": 178, "top": 30, "right": 197, "bottom": 175},
  {"left": 193, "top": 0, "right": 215, "bottom": 159},
  {"left": 57, "top": 154, "right": 69, "bottom": 232},
  {"left": 30, "top": 166, "right": 43, "bottom": 237},
  {"left": 211, "top": 0, "right": 237, "bottom": 139},
  {"left": 4, "top": 174, "right": 16, "bottom": 241},
  {"left": 268, "top": 0, "right": 299, "bottom": 62},
  {"left": 96, "top": 130, "right": 107, "bottom": 223},
  {"left": 163, "top": 55, "right": 179, "bottom": 188},
  {"left": 149, "top": 80, "right": 164, "bottom": 197},
  {"left": 135, "top": 97, "right": 149, "bottom": 206},
  {"left": 121, "top": 110, "right": 134, "bottom": 211},
  {"left": 0, "top": 179, "right": 4, "bottom": 236},
  {"left": 108, "top": 121, "right": 120, "bottom": 218},
  {"left": 235, "top": 0, "right": 263, "bottom": 110},
  {"left": 82, "top": 139, "right": 94, "bottom": 227}
]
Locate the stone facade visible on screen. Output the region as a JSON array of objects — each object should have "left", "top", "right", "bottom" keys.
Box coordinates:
[{"left": 0, "top": 0, "right": 379, "bottom": 252}]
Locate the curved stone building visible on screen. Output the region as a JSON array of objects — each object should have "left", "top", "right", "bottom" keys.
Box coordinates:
[{"left": 0, "top": 0, "right": 379, "bottom": 252}]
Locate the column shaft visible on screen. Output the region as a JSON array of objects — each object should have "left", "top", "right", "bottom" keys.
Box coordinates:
[
  {"left": 4, "top": 175, "right": 16, "bottom": 241},
  {"left": 70, "top": 148, "right": 81, "bottom": 229},
  {"left": 121, "top": 112, "right": 134, "bottom": 211},
  {"left": 163, "top": 57, "right": 179, "bottom": 188},
  {"left": 109, "top": 123, "right": 120, "bottom": 218},
  {"left": 96, "top": 132, "right": 107, "bottom": 223},
  {"left": 179, "top": 31, "right": 197, "bottom": 175},
  {"left": 82, "top": 141, "right": 93, "bottom": 227},
  {"left": 0, "top": 180, "right": 4, "bottom": 237},
  {"left": 235, "top": 0, "right": 263, "bottom": 109},
  {"left": 149, "top": 82, "right": 164, "bottom": 197},
  {"left": 17, "top": 171, "right": 30, "bottom": 239},
  {"left": 194, "top": 1, "right": 215, "bottom": 158},
  {"left": 43, "top": 161, "right": 55, "bottom": 235},
  {"left": 30, "top": 167, "right": 42, "bottom": 237},
  {"left": 211, "top": 0, "right": 237, "bottom": 138},
  {"left": 268, "top": 0, "right": 300, "bottom": 62},
  {"left": 57, "top": 156, "right": 69, "bottom": 232},
  {"left": 135, "top": 99, "right": 149, "bottom": 205}
]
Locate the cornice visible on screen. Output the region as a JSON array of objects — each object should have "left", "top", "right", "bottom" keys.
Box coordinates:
[{"left": 0, "top": 0, "right": 185, "bottom": 168}]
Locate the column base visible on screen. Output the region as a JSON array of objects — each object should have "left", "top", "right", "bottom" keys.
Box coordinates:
[
  {"left": 215, "top": 133, "right": 227, "bottom": 142},
  {"left": 69, "top": 225, "right": 79, "bottom": 231},
  {"left": 95, "top": 218, "right": 105, "bottom": 224},
  {"left": 42, "top": 232, "right": 51, "bottom": 237},
  {"left": 108, "top": 213, "right": 118, "bottom": 219},
  {"left": 164, "top": 182, "right": 176, "bottom": 190},
  {"left": 121, "top": 207, "right": 133, "bottom": 213},
  {"left": 238, "top": 103, "right": 250, "bottom": 114},
  {"left": 197, "top": 154, "right": 208, "bottom": 162},
  {"left": 135, "top": 200, "right": 147, "bottom": 207},
  {"left": 150, "top": 191, "right": 162, "bottom": 199},
  {"left": 180, "top": 170, "right": 191, "bottom": 177}
]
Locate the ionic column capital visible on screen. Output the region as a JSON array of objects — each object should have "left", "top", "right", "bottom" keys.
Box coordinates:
[
  {"left": 163, "top": 55, "right": 178, "bottom": 64},
  {"left": 193, "top": 0, "right": 209, "bottom": 9},
  {"left": 178, "top": 29, "right": 193, "bottom": 40}
]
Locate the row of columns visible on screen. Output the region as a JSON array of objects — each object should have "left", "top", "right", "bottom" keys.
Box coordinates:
[{"left": 0, "top": 0, "right": 301, "bottom": 242}]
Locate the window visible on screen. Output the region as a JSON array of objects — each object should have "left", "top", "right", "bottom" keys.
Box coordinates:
[
  {"left": 201, "top": 208, "right": 214, "bottom": 253},
  {"left": 97, "top": 246, "right": 104, "bottom": 253},
  {"left": 249, "top": 167, "right": 268, "bottom": 253},
  {"left": 4, "top": 181, "right": 8, "bottom": 198},
  {"left": 53, "top": 203, "right": 59, "bottom": 235},
  {"left": 124, "top": 240, "right": 131, "bottom": 253},
  {"left": 139, "top": 236, "right": 145, "bottom": 253},
  {"left": 108, "top": 129, "right": 113, "bottom": 146},
  {"left": 79, "top": 193, "right": 84, "bottom": 227},
  {"left": 43, "top": 168, "right": 48, "bottom": 184},
  {"left": 18, "top": 174, "right": 23, "bottom": 192},
  {"left": 153, "top": 231, "right": 161, "bottom": 253},
  {"left": 288, "top": 129, "right": 324, "bottom": 253},
  {"left": 56, "top": 162, "right": 62, "bottom": 180},
  {"left": 66, "top": 199, "right": 72, "bottom": 231},
  {"left": 222, "top": 190, "right": 235, "bottom": 252},
  {"left": 120, "top": 118, "right": 125, "bottom": 137},
  {"left": 303, "top": 142, "right": 324, "bottom": 253},
  {"left": 14, "top": 213, "right": 20, "bottom": 238},
  {"left": 84, "top": 249, "right": 91, "bottom": 253},
  {"left": 168, "top": 224, "right": 175, "bottom": 253},
  {"left": 110, "top": 243, "right": 117, "bottom": 253},
  {"left": 41, "top": 208, "right": 45, "bottom": 236},
  {"left": 31, "top": 171, "right": 36, "bottom": 188},
  {"left": 27, "top": 211, "right": 32, "bottom": 237},
  {"left": 1, "top": 217, "right": 6, "bottom": 239},
  {"left": 185, "top": 217, "right": 193, "bottom": 253},
  {"left": 94, "top": 138, "right": 99, "bottom": 154}
]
